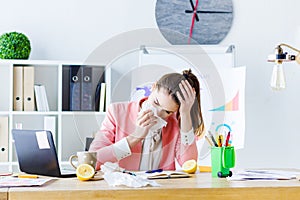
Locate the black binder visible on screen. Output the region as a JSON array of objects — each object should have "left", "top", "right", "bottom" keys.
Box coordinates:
[
  {"left": 62, "top": 65, "right": 70, "bottom": 111},
  {"left": 81, "top": 67, "right": 93, "bottom": 111},
  {"left": 69, "top": 66, "right": 81, "bottom": 111},
  {"left": 63, "top": 65, "right": 105, "bottom": 111}
]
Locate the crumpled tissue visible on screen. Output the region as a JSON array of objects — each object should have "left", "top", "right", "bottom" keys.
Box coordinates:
[{"left": 101, "top": 162, "right": 160, "bottom": 188}]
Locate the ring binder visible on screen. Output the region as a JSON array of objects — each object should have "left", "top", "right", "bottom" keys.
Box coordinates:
[
  {"left": 23, "top": 66, "right": 35, "bottom": 111},
  {"left": 13, "top": 66, "right": 23, "bottom": 111},
  {"left": 69, "top": 66, "right": 81, "bottom": 111},
  {"left": 62, "top": 65, "right": 70, "bottom": 111},
  {"left": 81, "top": 66, "right": 93, "bottom": 111}
]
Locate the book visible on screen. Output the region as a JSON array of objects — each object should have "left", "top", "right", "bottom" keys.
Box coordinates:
[
  {"left": 34, "top": 84, "right": 49, "bottom": 112},
  {"left": 94, "top": 66, "right": 105, "bottom": 111},
  {"left": 94, "top": 81, "right": 101, "bottom": 111},
  {"left": 41, "top": 85, "right": 49, "bottom": 111},
  {"left": 13, "top": 66, "right": 23, "bottom": 111},
  {"left": 139, "top": 171, "right": 191, "bottom": 179},
  {"left": 99, "top": 82, "right": 106, "bottom": 112},
  {"left": 23, "top": 66, "right": 35, "bottom": 111},
  {"left": 34, "top": 85, "right": 42, "bottom": 111}
]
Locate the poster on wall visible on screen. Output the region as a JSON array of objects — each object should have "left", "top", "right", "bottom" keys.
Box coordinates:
[{"left": 198, "top": 66, "right": 246, "bottom": 166}]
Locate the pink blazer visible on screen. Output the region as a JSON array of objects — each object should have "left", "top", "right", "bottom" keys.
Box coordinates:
[{"left": 89, "top": 99, "right": 198, "bottom": 170}]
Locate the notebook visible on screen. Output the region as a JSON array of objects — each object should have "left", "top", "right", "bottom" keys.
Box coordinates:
[
  {"left": 138, "top": 171, "right": 191, "bottom": 179},
  {"left": 12, "top": 129, "right": 76, "bottom": 178}
]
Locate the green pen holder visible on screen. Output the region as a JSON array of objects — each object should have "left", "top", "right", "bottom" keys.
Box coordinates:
[{"left": 211, "top": 146, "right": 235, "bottom": 178}]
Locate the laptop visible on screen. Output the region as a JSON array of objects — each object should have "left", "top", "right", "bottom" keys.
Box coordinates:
[{"left": 12, "top": 129, "right": 76, "bottom": 178}]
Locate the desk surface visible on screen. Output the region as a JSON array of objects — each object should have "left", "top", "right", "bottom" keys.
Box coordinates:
[
  {"left": 7, "top": 173, "right": 300, "bottom": 200},
  {"left": 0, "top": 188, "right": 8, "bottom": 200}
]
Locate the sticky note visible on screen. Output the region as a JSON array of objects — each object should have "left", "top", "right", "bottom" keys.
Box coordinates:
[{"left": 35, "top": 131, "right": 50, "bottom": 149}]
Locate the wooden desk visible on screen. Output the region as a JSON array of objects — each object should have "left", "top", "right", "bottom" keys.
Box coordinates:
[
  {"left": 0, "top": 188, "right": 8, "bottom": 200},
  {"left": 8, "top": 173, "right": 300, "bottom": 200}
]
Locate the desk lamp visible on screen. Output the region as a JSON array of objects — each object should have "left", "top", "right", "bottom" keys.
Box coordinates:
[{"left": 267, "top": 43, "right": 300, "bottom": 90}]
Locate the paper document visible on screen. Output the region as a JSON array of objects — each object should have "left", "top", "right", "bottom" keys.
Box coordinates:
[
  {"left": 227, "top": 169, "right": 300, "bottom": 181},
  {"left": 0, "top": 177, "right": 53, "bottom": 187}
]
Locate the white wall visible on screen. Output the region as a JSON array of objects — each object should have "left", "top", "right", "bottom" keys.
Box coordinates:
[{"left": 2, "top": 0, "right": 300, "bottom": 169}]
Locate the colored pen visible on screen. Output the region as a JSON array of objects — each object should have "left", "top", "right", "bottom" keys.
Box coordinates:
[
  {"left": 225, "top": 131, "right": 231, "bottom": 147},
  {"left": 122, "top": 170, "right": 136, "bottom": 176},
  {"left": 208, "top": 131, "right": 218, "bottom": 147},
  {"left": 218, "top": 135, "right": 223, "bottom": 147},
  {"left": 145, "top": 169, "right": 163, "bottom": 173}
]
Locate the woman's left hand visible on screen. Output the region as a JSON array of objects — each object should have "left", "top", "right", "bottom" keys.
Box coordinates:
[{"left": 177, "top": 80, "right": 196, "bottom": 115}]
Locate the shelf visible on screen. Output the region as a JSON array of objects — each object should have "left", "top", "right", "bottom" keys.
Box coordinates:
[
  {"left": 0, "top": 60, "right": 107, "bottom": 165},
  {"left": 11, "top": 111, "right": 59, "bottom": 115},
  {"left": 60, "top": 111, "right": 106, "bottom": 116}
]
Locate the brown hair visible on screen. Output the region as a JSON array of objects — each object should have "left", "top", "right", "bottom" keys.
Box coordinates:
[{"left": 156, "top": 69, "right": 204, "bottom": 136}]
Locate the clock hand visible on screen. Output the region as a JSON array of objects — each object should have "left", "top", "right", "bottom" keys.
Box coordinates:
[
  {"left": 185, "top": 10, "right": 232, "bottom": 14},
  {"left": 188, "top": 0, "right": 199, "bottom": 44},
  {"left": 188, "top": 0, "right": 199, "bottom": 21},
  {"left": 197, "top": 10, "right": 232, "bottom": 13}
]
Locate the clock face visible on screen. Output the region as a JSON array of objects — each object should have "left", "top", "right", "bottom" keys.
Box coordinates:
[{"left": 155, "top": 0, "right": 234, "bottom": 45}]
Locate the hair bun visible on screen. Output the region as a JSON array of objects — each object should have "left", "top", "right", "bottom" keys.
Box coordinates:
[
  {"left": 182, "top": 69, "right": 198, "bottom": 88},
  {"left": 183, "top": 73, "right": 188, "bottom": 79},
  {"left": 182, "top": 69, "right": 192, "bottom": 77}
]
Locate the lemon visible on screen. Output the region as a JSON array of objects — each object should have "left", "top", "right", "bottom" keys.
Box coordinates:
[
  {"left": 182, "top": 159, "right": 197, "bottom": 174},
  {"left": 76, "top": 164, "right": 95, "bottom": 181}
]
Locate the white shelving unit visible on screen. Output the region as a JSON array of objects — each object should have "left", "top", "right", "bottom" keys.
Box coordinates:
[{"left": 0, "top": 60, "right": 107, "bottom": 172}]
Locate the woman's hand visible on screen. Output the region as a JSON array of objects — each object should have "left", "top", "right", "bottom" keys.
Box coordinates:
[
  {"left": 126, "top": 109, "right": 157, "bottom": 148},
  {"left": 135, "top": 109, "right": 157, "bottom": 137},
  {"left": 176, "top": 80, "right": 196, "bottom": 133},
  {"left": 177, "top": 80, "right": 196, "bottom": 115}
]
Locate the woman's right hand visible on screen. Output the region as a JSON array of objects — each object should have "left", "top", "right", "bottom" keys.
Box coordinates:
[{"left": 126, "top": 109, "right": 157, "bottom": 148}]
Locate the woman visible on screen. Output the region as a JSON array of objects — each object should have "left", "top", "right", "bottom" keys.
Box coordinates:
[{"left": 89, "top": 69, "right": 204, "bottom": 171}]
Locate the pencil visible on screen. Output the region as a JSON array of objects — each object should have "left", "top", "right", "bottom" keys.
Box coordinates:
[
  {"left": 17, "top": 174, "right": 39, "bottom": 178},
  {"left": 205, "top": 135, "right": 213, "bottom": 146},
  {"left": 208, "top": 131, "right": 218, "bottom": 147}
]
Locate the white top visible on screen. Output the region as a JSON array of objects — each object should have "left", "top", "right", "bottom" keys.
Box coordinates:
[
  {"left": 112, "top": 128, "right": 195, "bottom": 170},
  {"left": 139, "top": 129, "right": 163, "bottom": 171}
]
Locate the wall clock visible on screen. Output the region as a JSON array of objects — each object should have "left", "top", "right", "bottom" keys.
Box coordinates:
[{"left": 155, "top": 0, "right": 234, "bottom": 45}]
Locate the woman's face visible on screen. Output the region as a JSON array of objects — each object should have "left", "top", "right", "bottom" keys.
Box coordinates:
[{"left": 148, "top": 87, "right": 179, "bottom": 120}]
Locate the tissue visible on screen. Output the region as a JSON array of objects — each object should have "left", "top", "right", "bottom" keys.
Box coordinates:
[
  {"left": 101, "top": 162, "right": 160, "bottom": 188},
  {"left": 140, "top": 100, "right": 167, "bottom": 131}
]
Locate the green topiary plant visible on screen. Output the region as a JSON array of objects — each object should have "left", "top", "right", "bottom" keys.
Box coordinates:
[{"left": 0, "top": 31, "right": 31, "bottom": 59}]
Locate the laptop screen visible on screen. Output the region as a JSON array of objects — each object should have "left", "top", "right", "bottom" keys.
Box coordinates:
[{"left": 12, "top": 129, "right": 74, "bottom": 177}]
